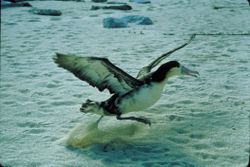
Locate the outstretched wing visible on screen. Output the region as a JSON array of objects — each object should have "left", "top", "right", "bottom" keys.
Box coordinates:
[
  {"left": 137, "top": 34, "right": 196, "bottom": 79},
  {"left": 54, "top": 53, "right": 143, "bottom": 95}
]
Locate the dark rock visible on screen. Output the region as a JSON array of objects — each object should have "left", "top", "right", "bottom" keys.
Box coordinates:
[
  {"left": 103, "top": 15, "right": 153, "bottom": 28},
  {"left": 129, "top": 0, "right": 151, "bottom": 4},
  {"left": 30, "top": 8, "right": 62, "bottom": 16},
  {"left": 21, "top": 2, "right": 31, "bottom": 6},
  {"left": 1, "top": 1, "right": 32, "bottom": 8},
  {"left": 103, "top": 17, "right": 128, "bottom": 28},
  {"left": 92, "top": 0, "right": 107, "bottom": 3},
  {"left": 248, "top": 0, "right": 250, "bottom": 5},
  {"left": 91, "top": 4, "right": 132, "bottom": 10}
]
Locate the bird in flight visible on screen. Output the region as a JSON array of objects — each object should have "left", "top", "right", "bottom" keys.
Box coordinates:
[{"left": 53, "top": 35, "right": 198, "bottom": 126}]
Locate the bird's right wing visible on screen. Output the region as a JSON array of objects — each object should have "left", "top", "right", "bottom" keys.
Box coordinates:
[
  {"left": 54, "top": 53, "right": 143, "bottom": 95},
  {"left": 137, "top": 34, "right": 196, "bottom": 79}
]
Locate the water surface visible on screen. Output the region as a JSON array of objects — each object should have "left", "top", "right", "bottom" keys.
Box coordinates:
[{"left": 1, "top": 0, "right": 249, "bottom": 166}]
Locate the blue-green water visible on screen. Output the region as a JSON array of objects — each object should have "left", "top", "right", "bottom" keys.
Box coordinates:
[{"left": 1, "top": 0, "right": 249, "bottom": 166}]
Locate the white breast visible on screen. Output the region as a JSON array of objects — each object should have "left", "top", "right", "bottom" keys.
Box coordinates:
[{"left": 117, "top": 82, "right": 165, "bottom": 113}]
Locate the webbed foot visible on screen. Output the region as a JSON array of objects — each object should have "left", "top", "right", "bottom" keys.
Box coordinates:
[{"left": 138, "top": 117, "right": 151, "bottom": 126}]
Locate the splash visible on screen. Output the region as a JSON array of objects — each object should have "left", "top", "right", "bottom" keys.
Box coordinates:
[{"left": 62, "top": 118, "right": 149, "bottom": 148}]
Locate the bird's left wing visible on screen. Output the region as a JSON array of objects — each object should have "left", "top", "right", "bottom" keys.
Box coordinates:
[{"left": 54, "top": 53, "right": 143, "bottom": 95}]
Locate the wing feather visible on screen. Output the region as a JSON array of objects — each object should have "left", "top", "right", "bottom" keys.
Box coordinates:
[
  {"left": 136, "top": 34, "right": 196, "bottom": 79},
  {"left": 53, "top": 53, "right": 143, "bottom": 95}
]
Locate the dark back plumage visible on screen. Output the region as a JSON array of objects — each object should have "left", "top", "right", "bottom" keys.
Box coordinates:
[{"left": 151, "top": 61, "right": 180, "bottom": 82}]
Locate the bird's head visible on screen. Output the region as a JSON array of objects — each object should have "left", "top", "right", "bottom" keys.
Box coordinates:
[{"left": 151, "top": 61, "right": 199, "bottom": 82}]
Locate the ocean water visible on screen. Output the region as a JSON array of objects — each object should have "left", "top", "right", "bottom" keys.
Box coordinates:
[{"left": 1, "top": 0, "right": 249, "bottom": 166}]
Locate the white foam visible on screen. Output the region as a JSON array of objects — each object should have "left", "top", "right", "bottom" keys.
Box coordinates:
[{"left": 62, "top": 118, "right": 149, "bottom": 148}]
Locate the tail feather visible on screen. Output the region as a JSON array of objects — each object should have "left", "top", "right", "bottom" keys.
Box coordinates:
[{"left": 80, "top": 99, "right": 104, "bottom": 115}]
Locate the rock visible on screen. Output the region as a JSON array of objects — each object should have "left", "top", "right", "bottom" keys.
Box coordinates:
[
  {"left": 103, "top": 17, "right": 128, "bottom": 28},
  {"left": 91, "top": 4, "right": 132, "bottom": 10},
  {"left": 103, "top": 15, "right": 153, "bottom": 28},
  {"left": 129, "top": 0, "right": 151, "bottom": 4},
  {"left": 248, "top": 0, "right": 250, "bottom": 6},
  {"left": 122, "top": 15, "right": 153, "bottom": 25},
  {"left": 1, "top": 0, "right": 32, "bottom": 8},
  {"left": 92, "top": 0, "right": 107, "bottom": 3},
  {"left": 30, "top": 8, "right": 62, "bottom": 16}
]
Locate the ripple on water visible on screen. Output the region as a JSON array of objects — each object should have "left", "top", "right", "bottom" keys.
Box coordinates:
[
  {"left": 167, "top": 136, "right": 190, "bottom": 144},
  {"left": 210, "top": 93, "right": 223, "bottom": 99},
  {"left": 28, "top": 128, "right": 46, "bottom": 134},
  {"left": 4, "top": 22, "right": 18, "bottom": 26},
  {"left": 189, "top": 133, "right": 205, "bottom": 139},
  {"left": 51, "top": 100, "right": 76, "bottom": 106},
  {"left": 142, "top": 161, "right": 195, "bottom": 167},
  {"left": 32, "top": 91, "right": 52, "bottom": 97},
  {"left": 50, "top": 17, "right": 62, "bottom": 21},
  {"left": 168, "top": 115, "right": 185, "bottom": 122},
  {"left": 192, "top": 143, "right": 209, "bottom": 150},
  {"left": 211, "top": 110, "right": 228, "bottom": 117},
  {"left": 32, "top": 29, "right": 41, "bottom": 33},
  {"left": 2, "top": 101, "right": 16, "bottom": 106},
  {"left": 28, "top": 18, "right": 41, "bottom": 23},
  {"left": 46, "top": 83, "right": 60, "bottom": 88},
  {"left": 211, "top": 141, "right": 226, "bottom": 148},
  {"left": 179, "top": 100, "right": 193, "bottom": 105},
  {"left": 221, "top": 53, "right": 230, "bottom": 57},
  {"left": 227, "top": 48, "right": 237, "bottom": 53},
  {"left": 18, "top": 89, "right": 30, "bottom": 94},
  {"left": 198, "top": 101, "right": 210, "bottom": 106},
  {"left": 17, "top": 121, "right": 44, "bottom": 128},
  {"left": 195, "top": 152, "right": 218, "bottom": 160},
  {"left": 172, "top": 128, "right": 189, "bottom": 134}
]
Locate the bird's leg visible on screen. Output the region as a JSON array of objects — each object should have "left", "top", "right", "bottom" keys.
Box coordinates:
[
  {"left": 96, "top": 115, "right": 104, "bottom": 125},
  {"left": 116, "top": 114, "right": 151, "bottom": 126},
  {"left": 87, "top": 115, "right": 104, "bottom": 131}
]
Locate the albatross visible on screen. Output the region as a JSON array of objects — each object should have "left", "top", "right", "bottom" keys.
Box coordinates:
[{"left": 53, "top": 35, "right": 198, "bottom": 126}]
